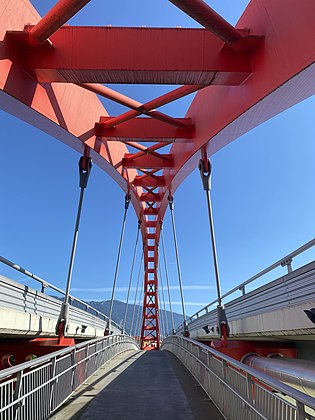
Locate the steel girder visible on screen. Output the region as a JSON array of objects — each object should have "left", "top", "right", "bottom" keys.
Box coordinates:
[{"left": 1, "top": 0, "right": 315, "bottom": 348}]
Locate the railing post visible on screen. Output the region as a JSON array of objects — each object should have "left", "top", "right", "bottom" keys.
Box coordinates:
[
  {"left": 281, "top": 256, "right": 293, "bottom": 273},
  {"left": 13, "top": 370, "right": 23, "bottom": 420},
  {"left": 84, "top": 345, "right": 90, "bottom": 380},
  {"left": 41, "top": 282, "right": 48, "bottom": 293},
  {"left": 296, "top": 401, "right": 306, "bottom": 420},
  {"left": 71, "top": 348, "right": 77, "bottom": 391},
  {"left": 245, "top": 372, "right": 255, "bottom": 405},
  {"left": 49, "top": 357, "right": 57, "bottom": 411}
]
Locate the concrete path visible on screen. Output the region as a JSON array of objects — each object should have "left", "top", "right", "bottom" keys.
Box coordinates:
[{"left": 51, "top": 350, "right": 223, "bottom": 420}]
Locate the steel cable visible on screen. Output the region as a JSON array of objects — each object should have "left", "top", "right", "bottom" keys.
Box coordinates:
[
  {"left": 130, "top": 248, "right": 144, "bottom": 336},
  {"left": 105, "top": 193, "right": 131, "bottom": 335},
  {"left": 160, "top": 224, "right": 175, "bottom": 333},
  {"left": 168, "top": 195, "right": 188, "bottom": 335},
  {"left": 122, "top": 220, "right": 141, "bottom": 333},
  {"left": 158, "top": 262, "right": 169, "bottom": 336}
]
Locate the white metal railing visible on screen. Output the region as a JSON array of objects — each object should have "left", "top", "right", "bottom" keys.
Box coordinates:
[
  {"left": 0, "top": 255, "right": 122, "bottom": 332},
  {"left": 180, "top": 238, "right": 315, "bottom": 329},
  {"left": 162, "top": 336, "right": 315, "bottom": 420},
  {"left": 0, "top": 335, "right": 138, "bottom": 420}
]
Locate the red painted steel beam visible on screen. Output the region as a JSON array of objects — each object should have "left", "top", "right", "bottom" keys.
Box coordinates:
[
  {"left": 122, "top": 154, "right": 174, "bottom": 169},
  {"left": 79, "top": 83, "right": 142, "bottom": 109},
  {"left": 102, "top": 110, "right": 190, "bottom": 130},
  {"left": 140, "top": 193, "right": 163, "bottom": 202},
  {"left": 95, "top": 117, "right": 193, "bottom": 140},
  {"left": 80, "top": 84, "right": 189, "bottom": 128},
  {"left": 169, "top": 0, "right": 243, "bottom": 44},
  {"left": 98, "top": 85, "right": 203, "bottom": 129},
  {"left": 16, "top": 27, "right": 252, "bottom": 84},
  {"left": 132, "top": 176, "right": 166, "bottom": 188},
  {"left": 26, "top": 0, "right": 91, "bottom": 47}
]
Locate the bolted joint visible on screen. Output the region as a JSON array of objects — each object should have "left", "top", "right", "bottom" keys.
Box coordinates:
[
  {"left": 104, "top": 319, "right": 111, "bottom": 336},
  {"left": 217, "top": 305, "right": 229, "bottom": 337},
  {"left": 183, "top": 320, "right": 190, "bottom": 338},
  {"left": 198, "top": 158, "right": 212, "bottom": 191},
  {"left": 281, "top": 256, "right": 293, "bottom": 267},
  {"left": 56, "top": 302, "right": 69, "bottom": 337},
  {"left": 79, "top": 156, "right": 92, "bottom": 189},
  {"left": 125, "top": 193, "right": 131, "bottom": 210},
  {"left": 168, "top": 195, "right": 174, "bottom": 211}
]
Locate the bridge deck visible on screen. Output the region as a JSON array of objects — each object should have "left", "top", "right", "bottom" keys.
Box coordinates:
[{"left": 52, "top": 350, "right": 222, "bottom": 420}]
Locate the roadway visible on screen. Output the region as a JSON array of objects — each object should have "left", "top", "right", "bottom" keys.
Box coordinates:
[{"left": 52, "top": 350, "right": 223, "bottom": 420}]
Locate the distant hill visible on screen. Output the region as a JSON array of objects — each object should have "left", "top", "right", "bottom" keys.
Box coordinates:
[{"left": 87, "top": 299, "right": 184, "bottom": 336}]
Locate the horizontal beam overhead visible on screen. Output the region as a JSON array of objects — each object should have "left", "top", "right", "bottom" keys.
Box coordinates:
[
  {"left": 95, "top": 117, "right": 193, "bottom": 141},
  {"left": 14, "top": 26, "right": 252, "bottom": 85},
  {"left": 122, "top": 154, "right": 174, "bottom": 169}
]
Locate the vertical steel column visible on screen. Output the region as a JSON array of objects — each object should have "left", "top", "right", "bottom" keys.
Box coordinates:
[
  {"left": 56, "top": 154, "right": 92, "bottom": 338},
  {"left": 105, "top": 193, "right": 131, "bottom": 335},
  {"left": 199, "top": 158, "right": 229, "bottom": 345},
  {"left": 168, "top": 195, "right": 189, "bottom": 336}
]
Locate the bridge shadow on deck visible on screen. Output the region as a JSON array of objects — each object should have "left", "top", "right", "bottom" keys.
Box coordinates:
[{"left": 52, "top": 350, "right": 223, "bottom": 420}]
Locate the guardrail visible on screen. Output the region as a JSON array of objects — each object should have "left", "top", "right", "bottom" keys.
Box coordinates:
[
  {"left": 179, "top": 260, "right": 315, "bottom": 336},
  {"left": 0, "top": 335, "right": 139, "bottom": 420},
  {"left": 179, "top": 238, "right": 315, "bottom": 330},
  {"left": 162, "top": 336, "right": 315, "bottom": 420},
  {"left": 0, "top": 255, "right": 122, "bottom": 333}
]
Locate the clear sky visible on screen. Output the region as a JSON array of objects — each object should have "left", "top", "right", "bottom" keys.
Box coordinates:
[{"left": 0, "top": 1, "right": 314, "bottom": 320}]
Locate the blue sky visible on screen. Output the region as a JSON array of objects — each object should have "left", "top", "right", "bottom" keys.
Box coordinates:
[{"left": 0, "top": 1, "right": 314, "bottom": 319}]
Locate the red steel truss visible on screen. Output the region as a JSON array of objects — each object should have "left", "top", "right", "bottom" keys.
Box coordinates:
[{"left": 1, "top": 0, "right": 315, "bottom": 349}]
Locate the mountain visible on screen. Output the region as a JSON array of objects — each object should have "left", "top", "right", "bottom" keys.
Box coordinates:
[{"left": 87, "top": 299, "right": 184, "bottom": 336}]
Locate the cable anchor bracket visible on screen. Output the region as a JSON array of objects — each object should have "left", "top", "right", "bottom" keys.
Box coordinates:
[
  {"left": 125, "top": 193, "right": 131, "bottom": 210},
  {"left": 198, "top": 158, "right": 212, "bottom": 191},
  {"left": 168, "top": 195, "right": 174, "bottom": 211},
  {"left": 79, "top": 156, "right": 92, "bottom": 189},
  {"left": 217, "top": 305, "right": 230, "bottom": 339}
]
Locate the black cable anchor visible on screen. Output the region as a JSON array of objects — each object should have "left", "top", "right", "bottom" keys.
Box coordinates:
[
  {"left": 56, "top": 154, "right": 92, "bottom": 341},
  {"left": 199, "top": 158, "right": 229, "bottom": 345}
]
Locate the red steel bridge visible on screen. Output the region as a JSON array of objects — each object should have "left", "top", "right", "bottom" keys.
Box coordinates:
[{"left": 0, "top": 0, "right": 315, "bottom": 418}]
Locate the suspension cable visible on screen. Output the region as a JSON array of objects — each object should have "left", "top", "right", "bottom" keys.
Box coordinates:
[
  {"left": 135, "top": 287, "right": 144, "bottom": 338},
  {"left": 160, "top": 221, "right": 175, "bottom": 333},
  {"left": 158, "top": 260, "right": 169, "bottom": 336},
  {"left": 105, "top": 193, "right": 131, "bottom": 335},
  {"left": 130, "top": 247, "right": 144, "bottom": 336},
  {"left": 158, "top": 287, "right": 165, "bottom": 340},
  {"left": 56, "top": 154, "right": 92, "bottom": 339},
  {"left": 199, "top": 158, "right": 229, "bottom": 346},
  {"left": 122, "top": 220, "right": 142, "bottom": 333},
  {"left": 168, "top": 195, "right": 189, "bottom": 336},
  {"left": 158, "top": 290, "right": 165, "bottom": 339}
]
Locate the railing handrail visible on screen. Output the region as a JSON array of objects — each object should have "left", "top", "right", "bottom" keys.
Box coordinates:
[
  {"left": 0, "top": 255, "right": 121, "bottom": 330},
  {"left": 187, "top": 238, "right": 315, "bottom": 323},
  {"left": 0, "top": 334, "right": 134, "bottom": 380},
  {"left": 163, "top": 336, "right": 315, "bottom": 410}
]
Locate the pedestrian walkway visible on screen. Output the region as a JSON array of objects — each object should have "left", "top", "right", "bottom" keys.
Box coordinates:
[{"left": 52, "top": 349, "right": 223, "bottom": 419}]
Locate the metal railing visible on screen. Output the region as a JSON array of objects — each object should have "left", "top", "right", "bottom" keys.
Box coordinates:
[
  {"left": 162, "top": 336, "right": 315, "bottom": 420},
  {"left": 181, "top": 238, "right": 315, "bottom": 328},
  {"left": 0, "top": 255, "right": 122, "bottom": 333},
  {"left": 0, "top": 335, "right": 138, "bottom": 420}
]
